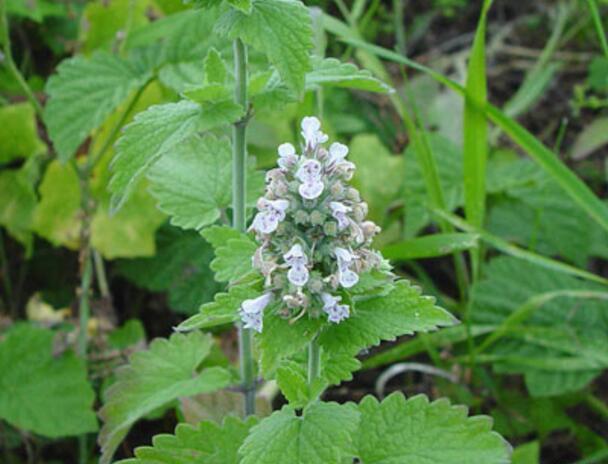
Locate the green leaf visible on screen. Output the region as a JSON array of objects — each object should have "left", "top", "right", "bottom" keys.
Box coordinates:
[
  {"left": 183, "top": 83, "right": 231, "bottom": 103},
  {"left": 98, "top": 332, "right": 233, "bottom": 464},
  {"left": 201, "top": 225, "right": 259, "bottom": 282},
  {"left": 116, "top": 225, "right": 222, "bottom": 315},
  {"left": 383, "top": 233, "right": 479, "bottom": 261},
  {"left": 356, "top": 392, "right": 511, "bottom": 463},
  {"left": 0, "top": 324, "right": 97, "bottom": 437},
  {"left": 306, "top": 57, "right": 392, "bottom": 93},
  {"left": 471, "top": 257, "right": 608, "bottom": 396},
  {"left": 0, "top": 169, "right": 37, "bottom": 251},
  {"left": 32, "top": 160, "right": 81, "bottom": 249},
  {"left": 108, "top": 320, "right": 146, "bottom": 350},
  {"left": 147, "top": 135, "right": 264, "bottom": 231},
  {"left": 110, "top": 100, "right": 244, "bottom": 211},
  {"left": 342, "top": 37, "right": 608, "bottom": 235},
  {"left": 204, "top": 48, "right": 228, "bottom": 84},
  {"left": 227, "top": 0, "right": 253, "bottom": 14},
  {"left": 275, "top": 360, "right": 326, "bottom": 408},
  {"left": 570, "top": 117, "right": 608, "bottom": 160},
  {"left": 348, "top": 134, "right": 404, "bottom": 226},
  {"left": 176, "top": 282, "right": 261, "bottom": 331},
  {"left": 318, "top": 280, "right": 457, "bottom": 359},
  {"left": 463, "top": 0, "right": 491, "bottom": 275},
  {"left": 215, "top": 0, "right": 312, "bottom": 94},
  {"left": 44, "top": 51, "right": 150, "bottom": 162},
  {"left": 120, "top": 416, "right": 259, "bottom": 464},
  {"left": 0, "top": 103, "right": 46, "bottom": 163},
  {"left": 239, "top": 401, "right": 359, "bottom": 464},
  {"left": 512, "top": 441, "right": 540, "bottom": 464}
]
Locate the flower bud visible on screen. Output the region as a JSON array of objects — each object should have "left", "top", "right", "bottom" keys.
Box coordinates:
[
  {"left": 294, "top": 210, "right": 309, "bottom": 225},
  {"left": 323, "top": 221, "right": 338, "bottom": 236},
  {"left": 309, "top": 210, "right": 325, "bottom": 226},
  {"left": 346, "top": 188, "right": 361, "bottom": 202}
]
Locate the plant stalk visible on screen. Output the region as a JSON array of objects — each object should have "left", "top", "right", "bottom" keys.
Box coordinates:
[
  {"left": 232, "top": 38, "right": 256, "bottom": 416},
  {"left": 307, "top": 336, "right": 321, "bottom": 388}
]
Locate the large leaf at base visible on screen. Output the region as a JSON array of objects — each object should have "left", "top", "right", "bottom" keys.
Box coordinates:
[
  {"left": 471, "top": 257, "right": 608, "bottom": 396},
  {"left": 357, "top": 393, "right": 511, "bottom": 463},
  {"left": 44, "top": 51, "right": 151, "bottom": 162},
  {"left": 0, "top": 324, "right": 97, "bottom": 437},
  {"left": 119, "top": 416, "right": 259, "bottom": 464},
  {"left": 239, "top": 401, "right": 359, "bottom": 464},
  {"left": 215, "top": 0, "right": 312, "bottom": 94},
  {"left": 109, "top": 100, "right": 243, "bottom": 210},
  {"left": 98, "top": 332, "right": 233, "bottom": 464},
  {"left": 116, "top": 225, "right": 222, "bottom": 314},
  {"left": 319, "top": 280, "right": 457, "bottom": 358},
  {"left": 147, "top": 135, "right": 264, "bottom": 231}
]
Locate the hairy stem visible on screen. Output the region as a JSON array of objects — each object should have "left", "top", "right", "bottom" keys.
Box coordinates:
[
  {"left": 307, "top": 336, "right": 321, "bottom": 389},
  {"left": 93, "top": 249, "right": 110, "bottom": 299},
  {"left": 232, "top": 38, "right": 256, "bottom": 416}
]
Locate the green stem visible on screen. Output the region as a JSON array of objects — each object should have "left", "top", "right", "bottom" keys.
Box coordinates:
[
  {"left": 307, "top": 336, "right": 321, "bottom": 388},
  {"left": 0, "top": 0, "right": 43, "bottom": 118},
  {"left": 588, "top": 0, "right": 608, "bottom": 60},
  {"left": 585, "top": 394, "right": 608, "bottom": 421},
  {"left": 232, "top": 38, "right": 255, "bottom": 416},
  {"left": 393, "top": 0, "right": 406, "bottom": 55}
]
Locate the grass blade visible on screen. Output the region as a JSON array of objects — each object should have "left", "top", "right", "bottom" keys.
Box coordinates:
[
  {"left": 463, "top": 0, "right": 491, "bottom": 279},
  {"left": 433, "top": 209, "right": 608, "bottom": 286},
  {"left": 587, "top": 0, "right": 608, "bottom": 59},
  {"left": 340, "top": 37, "right": 608, "bottom": 235}
]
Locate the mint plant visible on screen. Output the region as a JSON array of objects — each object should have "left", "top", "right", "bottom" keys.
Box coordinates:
[{"left": 88, "top": 0, "right": 512, "bottom": 457}]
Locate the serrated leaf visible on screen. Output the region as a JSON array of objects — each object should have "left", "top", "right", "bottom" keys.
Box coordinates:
[
  {"left": 116, "top": 225, "right": 222, "bottom": 315},
  {"left": 0, "top": 103, "right": 46, "bottom": 163},
  {"left": 147, "top": 135, "right": 264, "bottom": 231},
  {"left": 201, "top": 225, "right": 260, "bottom": 282},
  {"left": 357, "top": 392, "right": 511, "bottom": 463},
  {"left": 121, "top": 416, "right": 259, "bottom": 464},
  {"left": 44, "top": 52, "right": 151, "bottom": 162},
  {"left": 204, "top": 48, "right": 228, "bottom": 83},
  {"left": 275, "top": 360, "right": 325, "bottom": 408},
  {"left": 239, "top": 401, "right": 359, "bottom": 464},
  {"left": 177, "top": 282, "right": 261, "bottom": 331},
  {"left": 110, "top": 100, "right": 244, "bottom": 210},
  {"left": 306, "top": 57, "right": 392, "bottom": 93},
  {"left": 319, "top": 280, "right": 457, "bottom": 358},
  {"left": 183, "top": 83, "right": 231, "bottom": 103},
  {"left": 215, "top": 0, "right": 312, "bottom": 94},
  {"left": 0, "top": 324, "right": 97, "bottom": 437},
  {"left": 98, "top": 332, "right": 233, "bottom": 464}
]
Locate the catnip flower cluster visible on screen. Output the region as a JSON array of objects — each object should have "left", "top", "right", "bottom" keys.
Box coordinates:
[{"left": 240, "top": 117, "right": 382, "bottom": 332}]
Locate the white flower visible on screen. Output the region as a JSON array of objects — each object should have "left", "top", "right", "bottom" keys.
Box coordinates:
[
  {"left": 298, "top": 180, "right": 324, "bottom": 200},
  {"left": 329, "top": 201, "right": 351, "bottom": 230},
  {"left": 278, "top": 143, "right": 298, "bottom": 170},
  {"left": 287, "top": 265, "right": 309, "bottom": 286},
  {"left": 251, "top": 199, "right": 289, "bottom": 234},
  {"left": 334, "top": 247, "right": 359, "bottom": 288},
  {"left": 301, "top": 116, "right": 328, "bottom": 148},
  {"left": 328, "top": 142, "right": 348, "bottom": 165},
  {"left": 321, "top": 293, "right": 350, "bottom": 323},
  {"left": 296, "top": 159, "right": 322, "bottom": 183},
  {"left": 283, "top": 244, "right": 307, "bottom": 266},
  {"left": 284, "top": 244, "right": 309, "bottom": 286},
  {"left": 240, "top": 293, "right": 272, "bottom": 332}
]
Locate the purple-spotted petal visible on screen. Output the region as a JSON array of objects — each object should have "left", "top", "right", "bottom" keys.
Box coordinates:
[
  {"left": 339, "top": 268, "right": 359, "bottom": 288},
  {"left": 298, "top": 181, "right": 324, "bottom": 200},
  {"left": 287, "top": 264, "right": 309, "bottom": 286}
]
